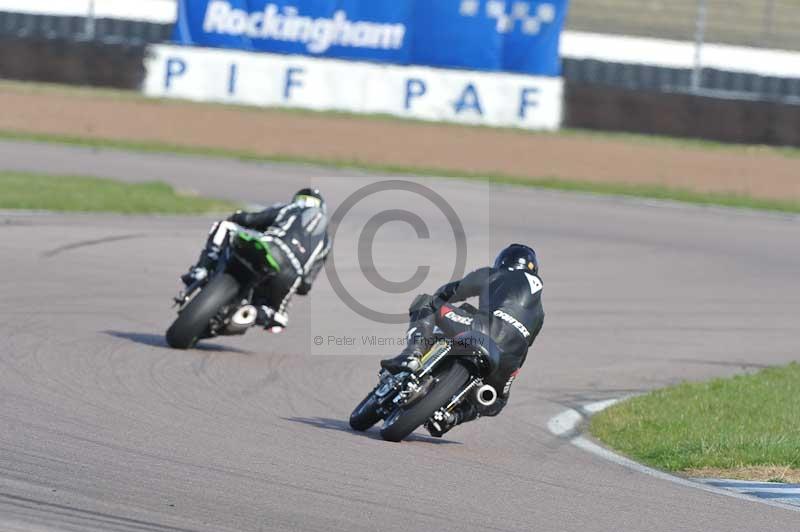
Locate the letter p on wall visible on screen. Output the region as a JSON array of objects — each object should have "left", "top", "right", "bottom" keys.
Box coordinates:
[
  {"left": 405, "top": 79, "right": 426, "bottom": 109},
  {"left": 165, "top": 57, "right": 187, "bottom": 89}
]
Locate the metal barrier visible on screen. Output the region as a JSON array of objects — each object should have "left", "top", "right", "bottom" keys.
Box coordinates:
[
  {"left": 0, "top": 10, "right": 171, "bottom": 44},
  {"left": 567, "top": 0, "right": 800, "bottom": 50},
  {"left": 563, "top": 59, "right": 800, "bottom": 103},
  {"left": 566, "top": 0, "right": 800, "bottom": 100}
]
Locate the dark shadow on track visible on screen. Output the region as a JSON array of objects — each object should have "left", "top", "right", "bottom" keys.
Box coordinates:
[
  {"left": 283, "top": 416, "right": 462, "bottom": 445},
  {"left": 103, "top": 330, "right": 252, "bottom": 354}
]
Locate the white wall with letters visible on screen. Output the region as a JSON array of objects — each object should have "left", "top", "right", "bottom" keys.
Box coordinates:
[{"left": 144, "top": 44, "right": 564, "bottom": 131}]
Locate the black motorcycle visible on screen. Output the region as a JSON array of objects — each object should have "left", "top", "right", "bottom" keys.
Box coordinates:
[
  {"left": 349, "top": 310, "right": 500, "bottom": 442},
  {"left": 166, "top": 226, "right": 280, "bottom": 349}
]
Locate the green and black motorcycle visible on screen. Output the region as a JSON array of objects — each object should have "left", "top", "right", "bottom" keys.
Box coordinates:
[{"left": 166, "top": 226, "right": 281, "bottom": 349}]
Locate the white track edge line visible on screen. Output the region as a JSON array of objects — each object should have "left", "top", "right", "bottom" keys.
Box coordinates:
[{"left": 547, "top": 399, "right": 800, "bottom": 514}]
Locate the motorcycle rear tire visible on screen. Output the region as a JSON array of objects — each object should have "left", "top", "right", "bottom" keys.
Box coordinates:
[
  {"left": 380, "top": 362, "right": 470, "bottom": 442},
  {"left": 166, "top": 274, "right": 240, "bottom": 349}
]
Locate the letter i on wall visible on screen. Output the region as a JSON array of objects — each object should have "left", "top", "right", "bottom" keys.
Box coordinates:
[{"left": 228, "top": 63, "right": 238, "bottom": 95}]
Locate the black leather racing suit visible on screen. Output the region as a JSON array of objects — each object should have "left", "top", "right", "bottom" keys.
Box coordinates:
[
  {"left": 402, "top": 267, "right": 544, "bottom": 426},
  {"left": 201, "top": 202, "right": 330, "bottom": 325}
]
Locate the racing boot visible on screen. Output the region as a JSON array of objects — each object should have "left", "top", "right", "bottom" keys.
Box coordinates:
[
  {"left": 181, "top": 247, "right": 219, "bottom": 286},
  {"left": 380, "top": 346, "right": 423, "bottom": 374},
  {"left": 255, "top": 305, "right": 288, "bottom": 334},
  {"left": 380, "top": 323, "right": 433, "bottom": 373},
  {"left": 181, "top": 266, "right": 208, "bottom": 286}
]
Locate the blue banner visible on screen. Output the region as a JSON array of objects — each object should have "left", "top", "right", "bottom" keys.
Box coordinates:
[{"left": 173, "top": 0, "right": 568, "bottom": 76}]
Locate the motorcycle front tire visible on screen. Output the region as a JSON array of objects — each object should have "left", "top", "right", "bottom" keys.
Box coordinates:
[{"left": 349, "top": 392, "right": 383, "bottom": 431}]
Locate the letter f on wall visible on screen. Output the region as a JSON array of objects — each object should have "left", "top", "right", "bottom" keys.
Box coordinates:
[
  {"left": 519, "top": 87, "right": 539, "bottom": 118},
  {"left": 284, "top": 67, "right": 305, "bottom": 100}
]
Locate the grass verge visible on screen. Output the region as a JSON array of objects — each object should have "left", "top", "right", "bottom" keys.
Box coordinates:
[
  {"left": 590, "top": 363, "right": 800, "bottom": 480},
  {"left": 2, "top": 79, "right": 800, "bottom": 159},
  {"left": 0, "top": 171, "right": 237, "bottom": 214},
  {"left": 2, "top": 130, "right": 800, "bottom": 215}
]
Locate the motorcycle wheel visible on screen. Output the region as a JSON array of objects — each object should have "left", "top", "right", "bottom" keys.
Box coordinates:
[
  {"left": 380, "top": 362, "right": 469, "bottom": 442},
  {"left": 166, "top": 273, "right": 240, "bottom": 349},
  {"left": 349, "top": 392, "right": 383, "bottom": 431}
]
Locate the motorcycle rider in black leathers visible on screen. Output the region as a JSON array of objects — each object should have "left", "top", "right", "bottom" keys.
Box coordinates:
[
  {"left": 380, "top": 244, "right": 544, "bottom": 437},
  {"left": 182, "top": 188, "right": 330, "bottom": 333}
]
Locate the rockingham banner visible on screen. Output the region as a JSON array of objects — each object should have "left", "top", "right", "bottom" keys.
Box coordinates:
[
  {"left": 144, "top": 44, "right": 564, "bottom": 130},
  {"left": 173, "top": 0, "right": 569, "bottom": 76}
]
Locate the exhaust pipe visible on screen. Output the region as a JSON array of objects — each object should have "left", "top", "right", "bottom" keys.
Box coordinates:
[
  {"left": 475, "top": 384, "right": 497, "bottom": 407},
  {"left": 226, "top": 305, "right": 257, "bottom": 334}
]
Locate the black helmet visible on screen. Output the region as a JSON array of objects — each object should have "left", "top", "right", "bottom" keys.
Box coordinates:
[
  {"left": 293, "top": 188, "right": 324, "bottom": 211},
  {"left": 493, "top": 243, "right": 538, "bottom": 273}
]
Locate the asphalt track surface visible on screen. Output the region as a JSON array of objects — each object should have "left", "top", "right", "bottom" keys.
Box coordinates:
[{"left": 1, "top": 140, "right": 799, "bottom": 531}]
